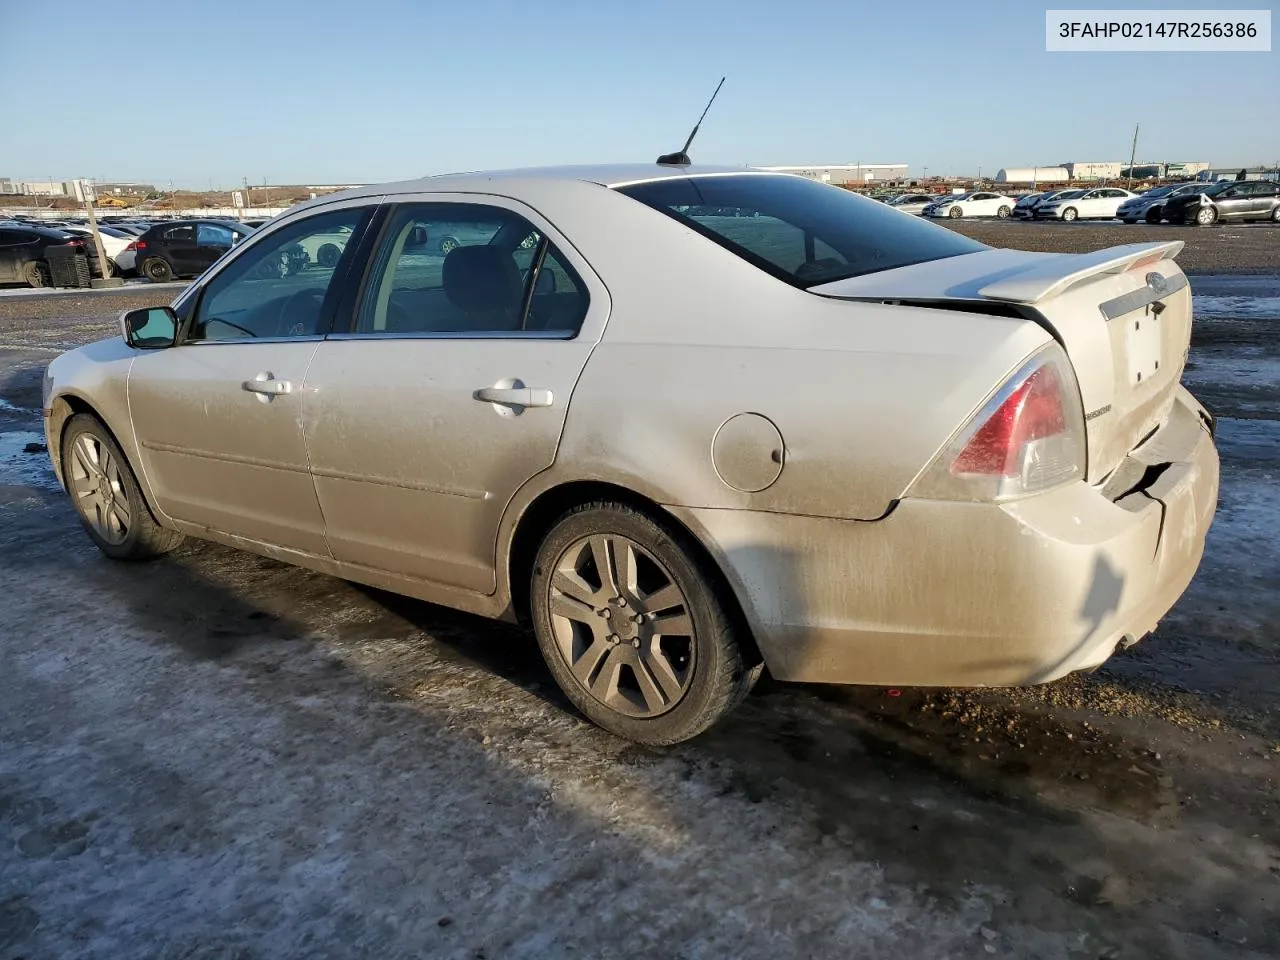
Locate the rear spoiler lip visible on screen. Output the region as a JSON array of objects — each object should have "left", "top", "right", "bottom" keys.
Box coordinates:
[{"left": 977, "top": 240, "right": 1185, "bottom": 305}]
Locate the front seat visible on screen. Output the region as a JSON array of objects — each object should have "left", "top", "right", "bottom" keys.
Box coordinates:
[{"left": 441, "top": 246, "right": 524, "bottom": 331}]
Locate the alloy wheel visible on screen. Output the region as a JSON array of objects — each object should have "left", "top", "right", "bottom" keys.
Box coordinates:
[
  {"left": 68, "top": 433, "right": 131, "bottom": 545},
  {"left": 547, "top": 533, "right": 696, "bottom": 718}
]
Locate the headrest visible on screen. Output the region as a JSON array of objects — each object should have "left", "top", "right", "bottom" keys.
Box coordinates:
[{"left": 442, "top": 245, "right": 523, "bottom": 315}]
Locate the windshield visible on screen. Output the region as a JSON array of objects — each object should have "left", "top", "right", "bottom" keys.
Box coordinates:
[
  {"left": 1201, "top": 182, "right": 1231, "bottom": 196},
  {"left": 617, "top": 175, "right": 988, "bottom": 289}
]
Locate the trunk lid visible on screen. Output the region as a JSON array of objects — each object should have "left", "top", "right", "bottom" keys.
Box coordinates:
[{"left": 810, "top": 242, "right": 1192, "bottom": 482}]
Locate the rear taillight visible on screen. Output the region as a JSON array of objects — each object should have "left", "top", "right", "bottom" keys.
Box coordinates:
[
  {"left": 909, "top": 345, "right": 1086, "bottom": 502},
  {"left": 124, "top": 241, "right": 138, "bottom": 252}
]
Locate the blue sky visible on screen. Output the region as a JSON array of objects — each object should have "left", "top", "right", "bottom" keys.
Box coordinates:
[{"left": 1, "top": 0, "right": 1274, "bottom": 187}]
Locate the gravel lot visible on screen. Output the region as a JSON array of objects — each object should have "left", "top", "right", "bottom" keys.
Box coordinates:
[{"left": 1, "top": 228, "right": 1278, "bottom": 959}]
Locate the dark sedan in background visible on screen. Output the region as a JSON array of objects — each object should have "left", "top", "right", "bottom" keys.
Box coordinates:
[
  {"left": 133, "top": 219, "right": 254, "bottom": 282},
  {"left": 1162, "top": 180, "right": 1280, "bottom": 225},
  {"left": 0, "top": 223, "right": 102, "bottom": 287}
]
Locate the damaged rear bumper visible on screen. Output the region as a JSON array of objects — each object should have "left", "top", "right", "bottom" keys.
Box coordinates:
[{"left": 671, "top": 385, "right": 1219, "bottom": 687}]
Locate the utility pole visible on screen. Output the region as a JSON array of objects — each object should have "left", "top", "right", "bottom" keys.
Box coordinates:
[
  {"left": 78, "top": 179, "right": 121, "bottom": 288},
  {"left": 263, "top": 177, "right": 270, "bottom": 209},
  {"left": 1127, "top": 122, "right": 1140, "bottom": 191}
]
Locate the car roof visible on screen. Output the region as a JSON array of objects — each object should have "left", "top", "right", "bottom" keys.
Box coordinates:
[{"left": 278, "top": 163, "right": 776, "bottom": 216}]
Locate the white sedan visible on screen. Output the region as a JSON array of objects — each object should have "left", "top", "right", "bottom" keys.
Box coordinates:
[
  {"left": 926, "top": 192, "right": 1016, "bottom": 219},
  {"left": 61, "top": 225, "right": 139, "bottom": 275},
  {"left": 41, "top": 163, "right": 1218, "bottom": 744},
  {"left": 1034, "top": 187, "right": 1137, "bottom": 221}
]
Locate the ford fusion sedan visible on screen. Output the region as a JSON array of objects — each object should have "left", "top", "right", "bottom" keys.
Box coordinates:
[
  {"left": 1118, "top": 183, "right": 1204, "bottom": 224},
  {"left": 1161, "top": 180, "right": 1280, "bottom": 225},
  {"left": 43, "top": 165, "right": 1218, "bottom": 744},
  {"left": 1035, "top": 187, "right": 1136, "bottom": 221},
  {"left": 926, "top": 191, "right": 1016, "bottom": 218}
]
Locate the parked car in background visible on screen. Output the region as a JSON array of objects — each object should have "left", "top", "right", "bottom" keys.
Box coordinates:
[
  {"left": 133, "top": 219, "right": 254, "bottom": 282},
  {"left": 39, "top": 164, "right": 1220, "bottom": 744},
  {"left": 1117, "top": 184, "right": 1204, "bottom": 223},
  {"left": 1010, "top": 192, "right": 1048, "bottom": 219},
  {"left": 1161, "top": 180, "right": 1280, "bottom": 225},
  {"left": 886, "top": 193, "right": 936, "bottom": 215},
  {"left": 1034, "top": 187, "right": 1136, "bottom": 221},
  {"left": 61, "top": 226, "right": 140, "bottom": 276},
  {"left": 0, "top": 224, "right": 101, "bottom": 287},
  {"left": 927, "top": 192, "right": 1016, "bottom": 219}
]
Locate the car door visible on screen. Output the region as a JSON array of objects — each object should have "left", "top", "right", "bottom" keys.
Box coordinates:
[
  {"left": 0, "top": 229, "right": 29, "bottom": 282},
  {"left": 128, "top": 202, "right": 377, "bottom": 554},
  {"left": 1242, "top": 182, "right": 1276, "bottom": 218},
  {"left": 1213, "top": 184, "right": 1248, "bottom": 218},
  {"left": 159, "top": 224, "right": 198, "bottom": 273},
  {"left": 194, "top": 222, "right": 237, "bottom": 274},
  {"left": 303, "top": 196, "right": 608, "bottom": 593}
]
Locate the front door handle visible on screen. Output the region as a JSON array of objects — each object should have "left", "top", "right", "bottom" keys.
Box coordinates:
[
  {"left": 473, "top": 386, "right": 554, "bottom": 408},
  {"left": 242, "top": 371, "right": 293, "bottom": 400}
]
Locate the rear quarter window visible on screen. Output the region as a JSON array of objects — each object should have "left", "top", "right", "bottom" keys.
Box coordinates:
[{"left": 617, "top": 175, "right": 986, "bottom": 288}]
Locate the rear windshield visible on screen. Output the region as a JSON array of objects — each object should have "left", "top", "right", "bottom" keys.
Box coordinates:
[{"left": 616, "top": 175, "right": 987, "bottom": 288}]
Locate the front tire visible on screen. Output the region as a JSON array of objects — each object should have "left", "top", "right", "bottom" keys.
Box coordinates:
[
  {"left": 61, "top": 413, "right": 184, "bottom": 561},
  {"left": 948, "top": 206, "right": 962, "bottom": 218},
  {"left": 996, "top": 205, "right": 1011, "bottom": 219},
  {"left": 1196, "top": 206, "right": 1217, "bottom": 225},
  {"left": 1271, "top": 206, "right": 1280, "bottom": 223},
  {"left": 1061, "top": 207, "right": 1078, "bottom": 222},
  {"left": 142, "top": 257, "right": 174, "bottom": 282},
  {"left": 530, "top": 502, "right": 760, "bottom": 744}
]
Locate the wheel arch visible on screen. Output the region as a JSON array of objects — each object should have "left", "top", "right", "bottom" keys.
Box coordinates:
[
  {"left": 505, "top": 479, "right": 763, "bottom": 666},
  {"left": 50, "top": 393, "right": 168, "bottom": 526}
]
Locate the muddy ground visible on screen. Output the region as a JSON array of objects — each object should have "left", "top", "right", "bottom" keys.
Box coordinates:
[{"left": 0, "top": 229, "right": 1278, "bottom": 959}]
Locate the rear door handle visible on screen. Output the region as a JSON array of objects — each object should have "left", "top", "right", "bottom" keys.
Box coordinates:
[
  {"left": 242, "top": 372, "right": 293, "bottom": 399},
  {"left": 473, "top": 386, "right": 554, "bottom": 408}
]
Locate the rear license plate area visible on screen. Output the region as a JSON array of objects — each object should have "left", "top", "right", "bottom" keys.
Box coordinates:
[{"left": 1126, "top": 304, "right": 1162, "bottom": 386}]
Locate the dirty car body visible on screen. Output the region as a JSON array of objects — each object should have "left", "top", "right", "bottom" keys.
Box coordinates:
[{"left": 43, "top": 164, "right": 1219, "bottom": 742}]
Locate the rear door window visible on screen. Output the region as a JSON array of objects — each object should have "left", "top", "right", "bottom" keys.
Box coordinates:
[{"left": 617, "top": 174, "right": 986, "bottom": 288}]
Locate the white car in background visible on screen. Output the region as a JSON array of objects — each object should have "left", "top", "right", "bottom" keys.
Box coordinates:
[
  {"left": 885, "top": 193, "right": 937, "bottom": 216},
  {"left": 927, "top": 192, "right": 1016, "bottom": 219},
  {"left": 62, "top": 225, "right": 139, "bottom": 275},
  {"left": 1035, "top": 187, "right": 1137, "bottom": 222}
]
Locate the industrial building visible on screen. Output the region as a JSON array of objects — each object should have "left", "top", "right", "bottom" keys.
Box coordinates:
[
  {"left": 995, "top": 167, "right": 1070, "bottom": 185},
  {"left": 757, "top": 164, "right": 909, "bottom": 185},
  {"left": 1061, "top": 161, "right": 1122, "bottom": 180}
]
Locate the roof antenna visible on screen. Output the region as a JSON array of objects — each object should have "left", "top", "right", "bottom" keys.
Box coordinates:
[{"left": 656, "top": 77, "right": 726, "bottom": 167}]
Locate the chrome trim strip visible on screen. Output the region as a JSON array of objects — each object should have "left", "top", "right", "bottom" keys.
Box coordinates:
[
  {"left": 179, "top": 336, "right": 327, "bottom": 346},
  {"left": 1085, "top": 404, "right": 1112, "bottom": 422},
  {"left": 311, "top": 466, "right": 489, "bottom": 500},
  {"left": 141, "top": 440, "right": 309, "bottom": 473},
  {"left": 1098, "top": 273, "right": 1188, "bottom": 320},
  {"left": 326, "top": 330, "right": 576, "bottom": 341}
]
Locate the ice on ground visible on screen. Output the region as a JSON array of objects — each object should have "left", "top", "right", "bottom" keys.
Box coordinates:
[
  {"left": 0, "top": 430, "right": 60, "bottom": 490},
  {"left": 1193, "top": 295, "right": 1280, "bottom": 320}
]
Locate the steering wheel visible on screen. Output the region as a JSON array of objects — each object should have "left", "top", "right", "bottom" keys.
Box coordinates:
[{"left": 273, "top": 289, "right": 325, "bottom": 337}]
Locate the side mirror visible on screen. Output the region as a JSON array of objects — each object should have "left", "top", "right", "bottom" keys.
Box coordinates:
[
  {"left": 121, "top": 306, "right": 178, "bottom": 349},
  {"left": 405, "top": 225, "right": 429, "bottom": 248}
]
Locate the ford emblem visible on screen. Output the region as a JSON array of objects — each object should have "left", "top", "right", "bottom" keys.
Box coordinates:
[{"left": 1146, "top": 272, "right": 1169, "bottom": 295}]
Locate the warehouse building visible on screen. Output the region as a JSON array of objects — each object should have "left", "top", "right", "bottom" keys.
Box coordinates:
[
  {"left": 1060, "top": 161, "right": 1123, "bottom": 180},
  {"left": 757, "top": 164, "right": 909, "bottom": 185}
]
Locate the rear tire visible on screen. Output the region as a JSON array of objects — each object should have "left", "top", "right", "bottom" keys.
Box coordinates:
[
  {"left": 61, "top": 413, "right": 185, "bottom": 561},
  {"left": 1271, "top": 206, "right": 1280, "bottom": 223},
  {"left": 997, "top": 205, "right": 1011, "bottom": 219},
  {"left": 1145, "top": 208, "right": 1162, "bottom": 224},
  {"left": 22, "top": 261, "right": 49, "bottom": 288},
  {"left": 530, "top": 502, "right": 761, "bottom": 744},
  {"left": 142, "top": 257, "right": 174, "bottom": 282}
]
